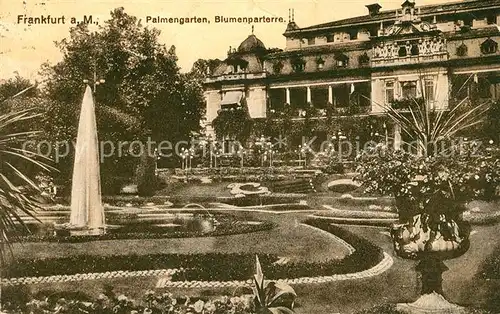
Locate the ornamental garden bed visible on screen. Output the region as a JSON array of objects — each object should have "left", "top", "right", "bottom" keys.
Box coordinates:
[
  {"left": 2, "top": 218, "right": 384, "bottom": 280},
  {"left": 1, "top": 286, "right": 255, "bottom": 314},
  {"left": 95, "top": 194, "right": 305, "bottom": 208},
  {"left": 10, "top": 212, "right": 275, "bottom": 243},
  {"left": 354, "top": 304, "right": 495, "bottom": 314}
]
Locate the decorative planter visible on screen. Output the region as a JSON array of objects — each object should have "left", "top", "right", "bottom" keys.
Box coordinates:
[{"left": 391, "top": 199, "right": 471, "bottom": 313}]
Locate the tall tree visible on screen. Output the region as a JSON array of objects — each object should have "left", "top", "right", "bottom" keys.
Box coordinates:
[{"left": 42, "top": 8, "right": 204, "bottom": 194}]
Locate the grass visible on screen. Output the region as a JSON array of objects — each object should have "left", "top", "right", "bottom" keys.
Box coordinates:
[
  {"left": 316, "top": 206, "right": 398, "bottom": 219},
  {"left": 9, "top": 213, "right": 349, "bottom": 263},
  {"left": 7, "top": 207, "right": 500, "bottom": 313}
]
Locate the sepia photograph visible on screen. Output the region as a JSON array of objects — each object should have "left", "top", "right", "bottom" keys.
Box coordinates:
[{"left": 1, "top": 0, "right": 500, "bottom": 313}]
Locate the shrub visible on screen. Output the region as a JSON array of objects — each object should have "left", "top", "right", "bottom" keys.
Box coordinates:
[
  {"left": 476, "top": 244, "right": 500, "bottom": 280},
  {"left": 355, "top": 304, "right": 404, "bottom": 314}
]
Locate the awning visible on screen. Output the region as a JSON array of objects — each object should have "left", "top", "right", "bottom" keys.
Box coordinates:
[{"left": 220, "top": 91, "right": 243, "bottom": 106}]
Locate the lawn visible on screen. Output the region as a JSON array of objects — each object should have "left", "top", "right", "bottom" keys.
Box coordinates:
[
  {"left": 9, "top": 212, "right": 349, "bottom": 263},
  {"left": 6, "top": 207, "right": 500, "bottom": 313}
]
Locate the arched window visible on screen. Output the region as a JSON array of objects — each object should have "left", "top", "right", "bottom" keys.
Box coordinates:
[
  {"left": 411, "top": 44, "right": 419, "bottom": 56},
  {"left": 481, "top": 38, "right": 498, "bottom": 55},
  {"left": 335, "top": 53, "right": 349, "bottom": 68},
  {"left": 398, "top": 46, "right": 408, "bottom": 57},
  {"left": 456, "top": 43, "right": 468, "bottom": 57}
]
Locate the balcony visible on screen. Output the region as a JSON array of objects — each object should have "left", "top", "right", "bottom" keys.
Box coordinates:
[
  {"left": 266, "top": 103, "right": 371, "bottom": 119},
  {"left": 205, "top": 72, "right": 267, "bottom": 83},
  {"left": 371, "top": 51, "right": 448, "bottom": 67}
]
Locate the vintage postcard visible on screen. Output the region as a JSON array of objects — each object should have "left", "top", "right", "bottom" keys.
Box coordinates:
[{"left": 1, "top": 0, "right": 500, "bottom": 313}]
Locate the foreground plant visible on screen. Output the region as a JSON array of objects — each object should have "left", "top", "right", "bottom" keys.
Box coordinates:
[
  {"left": 0, "top": 109, "right": 53, "bottom": 266},
  {"left": 252, "top": 255, "right": 296, "bottom": 314},
  {"left": 2, "top": 255, "right": 297, "bottom": 314}
]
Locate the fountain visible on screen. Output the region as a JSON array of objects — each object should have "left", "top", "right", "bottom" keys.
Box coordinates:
[{"left": 66, "top": 85, "right": 105, "bottom": 235}]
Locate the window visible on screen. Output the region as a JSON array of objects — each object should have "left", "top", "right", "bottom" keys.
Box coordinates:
[
  {"left": 487, "top": 15, "right": 496, "bottom": 25},
  {"left": 463, "top": 17, "right": 473, "bottom": 27},
  {"left": 385, "top": 81, "right": 395, "bottom": 104},
  {"left": 358, "top": 53, "right": 370, "bottom": 66},
  {"left": 308, "top": 37, "right": 316, "bottom": 45},
  {"left": 273, "top": 61, "right": 283, "bottom": 74},
  {"left": 481, "top": 38, "right": 498, "bottom": 54},
  {"left": 326, "top": 34, "right": 334, "bottom": 43},
  {"left": 349, "top": 29, "right": 358, "bottom": 40},
  {"left": 478, "top": 77, "right": 492, "bottom": 98},
  {"left": 424, "top": 79, "right": 434, "bottom": 102},
  {"left": 402, "top": 81, "right": 418, "bottom": 99},
  {"left": 411, "top": 44, "right": 419, "bottom": 56},
  {"left": 398, "top": 46, "right": 408, "bottom": 57},
  {"left": 456, "top": 43, "right": 468, "bottom": 57},
  {"left": 333, "top": 84, "right": 350, "bottom": 107},
  {"left": 291, "top": 56, "right": 306, "bottom": 73},
  {"left": 316, "top": 57, "right": 325, "bottom": 70},
  {"left": 335, "top": 53, "right": 349, "bottom": 68},
  {"left": 336, "top": 59, "right": 346, "bottom": 67}
]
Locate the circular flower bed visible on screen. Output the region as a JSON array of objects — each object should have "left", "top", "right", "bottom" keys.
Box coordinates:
[
  {"left": 227, "top": 183, "right": 270, "bottom": 197},
  {"left": 11, "top": 212, "right": 275, "bottom": 243}
]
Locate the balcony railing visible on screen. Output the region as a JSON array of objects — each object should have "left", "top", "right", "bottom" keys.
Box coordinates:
[
  {"left": 371, "top": 51, "right": 448, "bottom": 67},
  {"left": 267, "top": 104, "right": 371, "bottom": 119},
  {"left": 205, "top": 72, "right": 267, "bottom": 83}
]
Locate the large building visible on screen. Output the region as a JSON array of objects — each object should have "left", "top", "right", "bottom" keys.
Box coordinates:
[{"left": 204, "top": 0, "right": 500, "bottom": 153}]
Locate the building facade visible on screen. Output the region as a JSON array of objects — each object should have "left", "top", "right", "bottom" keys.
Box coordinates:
[{"left": 204, "top": 0, "right": 500, "bottom": 153}]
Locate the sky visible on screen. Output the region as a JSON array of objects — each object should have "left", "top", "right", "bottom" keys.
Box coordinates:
[{"left": 0, "top": 0, "right": 458, "bottom": 81}]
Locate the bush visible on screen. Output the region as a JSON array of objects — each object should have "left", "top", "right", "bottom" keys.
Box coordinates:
[
  {"left": 101, "top": 176, "right": 131, "bottom": 195},
  {"left": 2, "top": 253, "right": 278, "bottom": 279},
  {"left": 323, "top": 161, "right": 345, "bottom": 174},
  {"left": 355, "top": 304, "right": 404, "bottom": 314},
  {"left": 476, "top": 244, "right": 500, "bottom": 280}
]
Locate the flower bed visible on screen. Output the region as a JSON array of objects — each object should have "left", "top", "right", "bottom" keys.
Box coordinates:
[
  {"left": 11, "top": 213, "right": 276, "bottom": 243},
  {"left": 3, "top": 218, "right": 384, "bottom": 280},
  {"left": 354, "top": 304, "right": 495, "bottom": 314},
  {"left": 2, "top": 286, "right": 256, "bottom": 314},
  {"left": 97, "top": 194, "right": 305, "bottom": 208},
  {"left": 217, "top": 195, "right": 303, "bottom": 207},
  {"left": 476, "top": 244, "right": 500, "bottom": 280}
]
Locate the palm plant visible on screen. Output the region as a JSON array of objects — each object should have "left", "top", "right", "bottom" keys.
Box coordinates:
[
  {"left": 384, "top": 90, "right": 490, "bottom": 157},
  {"left": 252, "top": 255, "right": 297, "bottom": 314},
  {"left": 0, "top": 108, "right": 53, "bottom": 266}
]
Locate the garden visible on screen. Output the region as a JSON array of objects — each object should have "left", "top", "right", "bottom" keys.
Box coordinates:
[{"left": 2, "top": 8, "right": 500, "bottom": 314}]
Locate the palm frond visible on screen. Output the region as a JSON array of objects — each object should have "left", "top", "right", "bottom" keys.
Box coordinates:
[
  {"left": 382, "top": 94, "right": 489, "bottom": 156},
  {"left": 0, "top": 109, "right": 53, "bottom": 266}
]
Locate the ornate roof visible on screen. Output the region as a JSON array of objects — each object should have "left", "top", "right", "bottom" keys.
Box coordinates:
[
  {"left": 238, "top": 34, "right": 266, "bottom": 53},
  {"left": 286, "top": 0, "right": 500, "bottom": 34}
]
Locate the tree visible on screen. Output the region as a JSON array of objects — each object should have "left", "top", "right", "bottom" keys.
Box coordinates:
[
  {"left": 0, "top": 75, "right": 37, "bottom": 102},
  {"left": 42, "top": 8, "right": 204, "bottom": 195},
  {"left": 188, "top": 58, "right": 223, "bottom": 80}
]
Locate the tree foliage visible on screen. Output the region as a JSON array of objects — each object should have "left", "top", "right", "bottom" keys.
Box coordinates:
[{"left": 41, "top": 8, "right": 204, "bottom": 191}]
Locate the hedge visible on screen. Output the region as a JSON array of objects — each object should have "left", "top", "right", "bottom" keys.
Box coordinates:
[
  {"left": 173, "top": 218, "right": 384, "bottom": 281},
  {"left": 3, "top": 218, "right": 384, "bottom": 280}
]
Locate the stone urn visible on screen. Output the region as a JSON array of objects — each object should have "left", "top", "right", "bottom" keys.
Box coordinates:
[{"left": 391, "top": 199, "right": 471, "bottom": 314}]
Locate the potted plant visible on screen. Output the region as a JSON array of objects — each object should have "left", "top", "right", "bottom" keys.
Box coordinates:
[{"left": 355, "top": 96, "right": 499, "bottom": 311}]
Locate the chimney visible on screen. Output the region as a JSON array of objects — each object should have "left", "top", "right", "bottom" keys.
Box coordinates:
[{"left": 366, "top": 3, "right": 382, "bottom": 16}]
